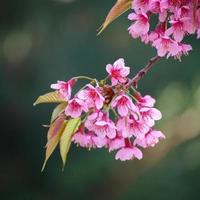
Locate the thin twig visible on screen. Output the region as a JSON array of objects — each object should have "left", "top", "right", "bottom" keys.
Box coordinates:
[{"left": 126, "top": 55, "right": 161, "bottom": 89}]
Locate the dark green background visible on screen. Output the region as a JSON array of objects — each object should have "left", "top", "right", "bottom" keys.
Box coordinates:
[{"left": 1, "top": 0, "right": 200, "bottom": 199}]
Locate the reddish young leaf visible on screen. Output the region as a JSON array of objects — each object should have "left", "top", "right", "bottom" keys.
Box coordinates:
[{"left": 42, "top": 115, "right": 66, "bottom": 171}]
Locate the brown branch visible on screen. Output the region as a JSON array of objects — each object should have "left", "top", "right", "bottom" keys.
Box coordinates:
[{"left": 126, "top": 55, "right": 161, "bottom": 89}]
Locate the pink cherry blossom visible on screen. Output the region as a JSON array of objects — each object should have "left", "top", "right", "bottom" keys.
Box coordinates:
[
  {"left": 116, "top": 117, "right": 131, "bottom": 138},
  {"left": 175, "top": 43, "right": 192, "bottom": 60},
  {"left": 94, "top": 117, "right": 117, "bottom": 139},
  {"left": 129, "top": 117, "right": 150, "bottom": 139},
  {"left": 152, "top": 35, "right": 182, "bottom": 57},
  {"left": 115, "top": 146, "right": 143, "bottom": 161},
  {"left": 65, "top": 98, "right": 87, "bottom": 118},
  {"left": 149, "top": 0, "right": 168, "bottom": 22},
  {"left": 111, "top": 93, "right": 139, "bottom": 117},
  {"left": 106, "top": 58, "right": 130, "bottom": 86},
  {"left": 108, "top": 137, "right": 125, "bottom": 152},
  {"left": 72, "top": 132, "right": 94, "bottom": 148},
  {"left": 139, "top": 107, "right": 162, "bottom": 127},
  {"left": 135, "top": 129, "right": 165, "bottom": 148},
  {"left": 85, "top": 112, "right": 98, "bottom": 131},
  {"left": 92, "top": 136, "right": 108, "bottom": 148},
  {"left": 51, "top": 79, "right": 75, "bottom": 100},
  {"left": 149, "top": 22, "right": 166, "bottom": 42},
  {"left": 128, "top": 12, "right": 150, "bottom": 38},
  {"left": 132, "top": 0, "right": 150, "bottom": 12},
  {"left": 78, "top": 84, "right": 105, "bottom": 110},
  {"left": 166, "top": 17, "right": 195, "bottom": 42},
  {"left": 117, "top": 116, "right": 150, "bottom": 139},
  {"left": 135, "top": 94, "right": 156, "bottom": 107},
  {"left": 85, "top": 112, "right": 117, "bottom": 139}
]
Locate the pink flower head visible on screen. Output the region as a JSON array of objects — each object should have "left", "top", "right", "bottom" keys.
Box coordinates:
[
  {"left": 117, "top": 117, "right": 131, "bottom": 138},
  {"left": 149, "top": 0, "right": 168, "bottom": 22},
  {"left": 135, "top": 94, "right": 156, "bottom": 107},
  {"left": 166, "top": 17, "right": 195, "bottom": 42},
  {"left": 94, "top": 114, "right": 117, "bottom": 139},
  {"left": 65, "top": 98, "right": 87, "bottom": 118},
  {"left": 152, "top": 35, "right": 182, "bottom": 57},
  {"left": 130, "top": 116, "right": 150, "bottom": 139},
  {"left": 149, "top": 22, "right": 166, "bottom": 42},
  {"left": 72, "top": 132, "right": 94, "bottom": 148},
  {"left": 135, "top": 129, "right": 165, "bottom": 148},
  {"left": 115, "top": 146, "right": 143, "bottom": 161},
  {"left": 77, "top": 84, "right": 105, "bottom": 110},
  {"left": 175, "top": 43, "right": 192, "bottom": 60},
  {"left": 85, "top": 112, "right": 98, "bottom": 131},
  {"left": 111, "top": 93, "right": 139, "bottom": 117},
  {"left": 106, "top": 58, "right": 130, "bottom": 86},
  {"left": 51, "top": 79, "right": 75, "bottom": 100},
  {"left": 117, "top": 116, "right": 149, "bottom": 139},
  {"left": 139, "top": 107, "right": 162, "bottom": 127},
  {"left": 128, "top": 12, "right": 150, "bottom": 38},
  {"left": 108, "top": 137, "right": 125, "bottom": 152},
  {"left": 92, "top": 135, "right": 108, "bottom": 148},
  {"left": 85, "top": 112, "right": 117, "bottom": 139},
  {"left": 132, "top": 0, "right": 150, "bottom": 12}
]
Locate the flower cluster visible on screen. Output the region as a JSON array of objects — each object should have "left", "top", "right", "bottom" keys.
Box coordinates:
[
  {"left": 128, "top": 0, "right": 200, "bottom": 59},
  {"left": 51, "top": 58, "right": 165, "bottom": 161}
]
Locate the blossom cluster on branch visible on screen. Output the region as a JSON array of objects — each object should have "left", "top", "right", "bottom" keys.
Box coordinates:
[
  {"left": 33, "top": 0, "right": 200, "bottom": 169},
  {"left": 128, "top": 0, "right": 200, "bottom": 59},
  {"left": 36, "top": 58, "right": 165, "bottom": 167}
]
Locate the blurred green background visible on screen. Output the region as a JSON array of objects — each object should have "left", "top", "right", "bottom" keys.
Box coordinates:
[{"left": 1, "top": 0, "right": 200, "bottom": 199}]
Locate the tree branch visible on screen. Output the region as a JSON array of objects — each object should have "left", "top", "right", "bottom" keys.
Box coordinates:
[{"left": 126, "top": 55, "right": 161, "bottom": 88}]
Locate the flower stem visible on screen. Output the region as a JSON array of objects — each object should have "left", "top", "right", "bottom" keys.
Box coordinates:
[{"left": 73, "top": 76, "right": 95, "bottom": 82}]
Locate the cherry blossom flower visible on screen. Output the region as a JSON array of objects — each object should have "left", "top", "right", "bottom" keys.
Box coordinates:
[
  {"left": 106, "top": 58, "right": 130, "bottom": 86},
  {"left": 117, "top": 116, "right": 150, "bottom": 139},
  {"left": 173, "top": 43, "right": 192, "bottom": 61},
  {"left": 132, "top": 0, "right": 150, "bottom": 12},
  {"left": 111, "top": 92, "right": 139, "bottom": 117},
  {"left": 94, "top": 115, "right": 117, "bottom": 139},
  {"left": 166, "top": 17, "right": 194, "bottom": 42},
  {"left": 135, "top": 94, "right": 156, "bottom": 107},
  {"left": 78, "top": 84, "right": 105, "bottom": 110},
  {"left": 135, "top": 129, "right": 165, "bottom": 148},
  {"left": 128, "top": 12, "right": 150, "bottom": 38},
  {"left": 152, "top": 36, "right": 182, "bottom": 57},
  {"left": 139, "top": 107, "right": 162, "bottom": 127},
  {"left": 115, "top": 146, "right": 143, "bottom": 161},
  {"left": 85, "top": 112, "right": 117, "bottom": 139},
  {"left": 116, "top": 117, "right": 131, "bottom": 138},
  {"left": 92, "top": 136, "right": 108, "bottom": 148},
  {"left": 108, "top": 137, "right": 125, "bottom": 152},
  {"left": 129, "top": 117, "right": 150, "bottom": 139},
  {"left": 149, "top": 0, "right": 168, "bottom": 22},
  {"left": 51, "top": 79, "right": 75, "bottom": 100},
  {"left": 65, "top": 98, "right": 87, "bottom": 118},
  {"left": 72, "top": 132, "right": 94, "bottom": 148}
]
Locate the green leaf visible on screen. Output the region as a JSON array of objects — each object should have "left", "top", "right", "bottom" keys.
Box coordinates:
[
  {"left": 97, "top": 0, "right": 132, "bottom": 35},
  {"left": 51, "top": 102, "right": 67, "bottom": 124},
  {"left": 41, "top": 115, "right": 66, "bottom": 171},
  {"left": 33, "top": 91, "right": 66, "bottom": 106},
  {"left": 59, "top": 118, "right": 81, "bottom": 169}
]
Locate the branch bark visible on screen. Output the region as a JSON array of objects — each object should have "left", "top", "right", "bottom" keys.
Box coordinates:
[{"left": 126, "top": 55, "right": 161, "bottom": 88}]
